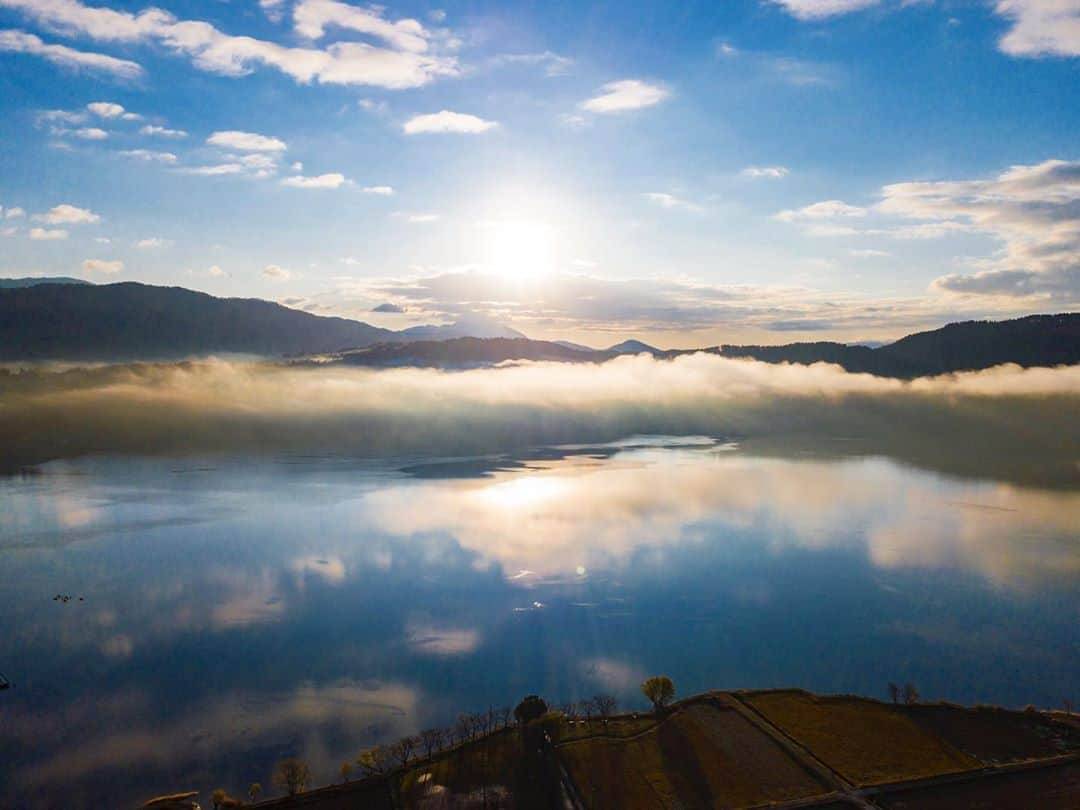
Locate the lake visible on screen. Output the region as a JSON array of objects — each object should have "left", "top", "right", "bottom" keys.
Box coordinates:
[{"left": 1, "top": 437, "right": 1077, "bottom": 807}]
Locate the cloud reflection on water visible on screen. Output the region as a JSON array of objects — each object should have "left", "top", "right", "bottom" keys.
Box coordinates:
[{"left": 364, "top": 446, "right": 1080, "bottom": 589}]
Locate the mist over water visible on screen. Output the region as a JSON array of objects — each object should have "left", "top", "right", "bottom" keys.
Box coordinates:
[
  {"left": 1, "top": 358, "right": 1079, "bottom": 807},
  {"left": 3, "top": 355, "right": 1079, "bottom": 485}
]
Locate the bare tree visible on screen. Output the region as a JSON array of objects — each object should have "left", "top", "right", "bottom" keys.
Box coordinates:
[
  {"left": 272, "top": 758, "right": 310, "bottom": 796},
  {"left": 1064, "top": 698, "right": 1075, "bottom": 716},
  {"left": 390, "top": 735, "right": 418, "bottom": 769},
  {"left": 888, "top": 682, "right": 900, "bottom": 704},
  {"left": 247, "top": 783, "right": 262, "bottom": 803},
  {"left": 420, "top": 727, "right": 444, "bottom": 758},
  {"left": 561, "top": 702, "right": 578, "bottom": 721},
  {"left": 594, "top": 694, "right": 617, "bottom": 721},
  {"left": 455, "top": 713, "right": 471, "bottom": 745},
  {"left": 497, "top": 705, "right": 512, "bottom": 729},
  {"left": 902, "top": 682, "right": 920, "bottom": 705}
]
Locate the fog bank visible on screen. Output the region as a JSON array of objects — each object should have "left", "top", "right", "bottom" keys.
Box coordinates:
[{"left": 2, "top": 355, "right": 1078, "bottom": 485}]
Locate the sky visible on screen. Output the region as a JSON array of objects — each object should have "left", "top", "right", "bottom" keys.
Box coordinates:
[{"left": 0, "top": 0, "right": 1077, "bottom": 347}]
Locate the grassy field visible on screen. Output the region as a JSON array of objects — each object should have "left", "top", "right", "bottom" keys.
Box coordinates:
[
  {"left": 559, "top": 701, "right": 830, "bottom": 809},
  {"left": 908, "top": 704, "right": 1080, "bottom": 764},
  {"left": 742, "top": 690, "right": 980, "bottom": 785}
]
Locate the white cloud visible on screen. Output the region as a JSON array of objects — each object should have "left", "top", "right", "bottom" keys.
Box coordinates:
[
  {"left": 361, "top": 185, "right": 394, "bottom": 195},
  {"left": 135, "top": 237, "right": 172, "bottom": 248},
  {"left": 767, "top": 0, "right": 1080, "bottom": 58},
  {"left": 768, "top": 0, "right": 881, "bottom": 19},
  {"left": 29, "top": 227, "right": 68, "bottom": 240},
  {"left": 406, "top": 213, "right": 440, "bottom": 223},
  {"left": 643, "top": 192, "right": 705, "bottom": 213},
  {"left": 70, "top": 127, "right": 109, "bottom": 140},
  {"left": 207, "top": 130, "right": 286, "bottom": 152},
  {"left": 743, "top": 165, "right": 790, "bottom": 179},
  {"left": 87, "top": 101, "right": 137, "bottom": 119},
  {"left": 4, "top": 206, "right": 25, "bottom": 218},
  {"left": 207, "top": 264, "right": 227, "bottom": 277},
  {"left": 140, "top": 124, "right": 187, "bottom": 138},
  {"left": 775, "top": 199, "right": 867, "bottom": 221},
  {"left": 293, "top": 0, "right": 429, "bottom": 52},
  {"left": 180, "top": 163, "right": 248, "bottom": 176},
  {"left": 579, "top": 79, "right": 669, "bottom": 113},
  {"left": 263, "top": 264, "right": 292, "bottom": 280},
  {"left": 82, "top": 258, "right": 123, "bottom": 274},
  {"left": 994, "top": 0, "right": 1080, "bottom": 57},
  {"left": 717, "top": 41, "right": 738, "bottom": 57},
  {"left": 281, "top": 172, "right": 346, "bottom": 188},
  {"left": 119, "top": 149, "right": 177, "bottom": 163},
  {"left": 34, "top": 204, "right": 101, "bottom": 225},
  {"left": 877, "top": 158, "right": 1080, "bottom": 298},
  {"left": 850, "top": 248, "right": 891, "bottom": 257},
  {"left": 0, "top": 0, "right": 457, "bottom": 89},
  {"left": 402, "top": 110, "right": 498, "bottom": 134},
  {"left": 0, "top": 29, "right": 143, "bottom": 78}
]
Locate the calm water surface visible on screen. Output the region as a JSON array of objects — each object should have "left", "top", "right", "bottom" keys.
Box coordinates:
[{"left": 1, "top": 437, "right": 1078, "bottom": 807}]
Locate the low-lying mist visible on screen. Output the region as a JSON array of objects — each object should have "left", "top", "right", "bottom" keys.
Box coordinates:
[{"left": 2, "top": 354, "right": 1078, "bottom": 486}]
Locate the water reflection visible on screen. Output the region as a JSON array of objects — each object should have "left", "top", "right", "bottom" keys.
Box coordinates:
[{"left": 0, "top": 439, "right": 1077, "bottom": 807}]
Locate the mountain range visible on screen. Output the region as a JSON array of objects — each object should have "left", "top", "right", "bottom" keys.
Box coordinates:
[{"left": 1, "top": 279, "right": 1077, "bottom": 377}]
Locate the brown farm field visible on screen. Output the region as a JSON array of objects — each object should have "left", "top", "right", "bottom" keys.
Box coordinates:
[
  {"left": 741, "top": 690, "right": 980, "bottom": 785},
  {"left": 243, "top": 689, "right": 1080, "bottom": 810},
  {"left": 559, "top": 700, "right": 830, "bottom": 809}
]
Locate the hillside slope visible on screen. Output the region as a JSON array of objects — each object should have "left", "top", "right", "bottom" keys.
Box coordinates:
[{"left": 0, "top": 282, "right": 394, "bottom": 361}]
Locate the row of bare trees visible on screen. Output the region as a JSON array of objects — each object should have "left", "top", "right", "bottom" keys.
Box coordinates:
[
  {"left": 887, "top": 682, "right": 921, "bottom": 705},
  {"left": 558, "top": 694, "right": 619, "bottom": 722},
  {"left": 350, "top": 693, "right": 619, "bottom": 782}
]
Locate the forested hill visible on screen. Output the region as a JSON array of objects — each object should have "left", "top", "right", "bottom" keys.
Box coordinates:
[
  {"left": 719, "top": 313, "right": 1080, "bottom": 377},
  {"left": 0, "top": 281, "right": 394, "bottom": 361}
]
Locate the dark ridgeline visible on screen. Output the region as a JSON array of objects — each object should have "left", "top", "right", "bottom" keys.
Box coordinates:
[
  {"left": 722, "top": 314, "right": 1080, "bottom": 377},
  {"left": 0, "top": 281, "right": 393, "bottom": 361},
  {"left": 1, "top": 279, "right": 1077, "bottom": 376}
]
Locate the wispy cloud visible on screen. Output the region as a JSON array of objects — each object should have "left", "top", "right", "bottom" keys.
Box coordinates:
[
  {"left": 775, "top": 200, "right": 867, "bottom": 221},
  {"left": 140, "top": 124, "right": 187, "bottom": 138},
  {"left": 119, "top": 149, "right": 177, "bottom": 163},
  {"left": 491, "top": 50, "right": 574, "bottom": 76},
  {"left": 643, "top": 192, "right": 705, "bottom": 213},
  {"left": 82, "top": 258, "right": 123, "bottom": 274},
  {"left": 0, "top": 29, "right": 143, "bottom": 79},
  {"left": 743, "top": 166, "right": 790, "bottom": 179},
  {"left": 262, "top": 264, "right": 292, "bottom": 280},
  {"left": 29, "top": 227, "right": 68, "bottom": 240}
]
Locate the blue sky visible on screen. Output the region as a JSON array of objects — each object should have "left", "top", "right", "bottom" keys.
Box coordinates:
[{"left": 1, "top": 0, "right": 1077, "bottom": 345}]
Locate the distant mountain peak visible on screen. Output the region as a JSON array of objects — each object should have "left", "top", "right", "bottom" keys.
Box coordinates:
[
  {"left": 607, "top": 339, "right": 659, "bottom": 354},
  {"left": 400, "top": 314, "right": 526, "bottom": 341}
]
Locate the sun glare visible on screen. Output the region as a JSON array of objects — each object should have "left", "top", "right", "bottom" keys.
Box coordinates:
[{"left": 483, "top": 220, "right": 555, "bottom": 279}]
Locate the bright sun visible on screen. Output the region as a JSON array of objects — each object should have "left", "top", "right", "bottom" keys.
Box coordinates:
[{"left": 483, "top": 221, "right": 554, "bottom": 279}]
